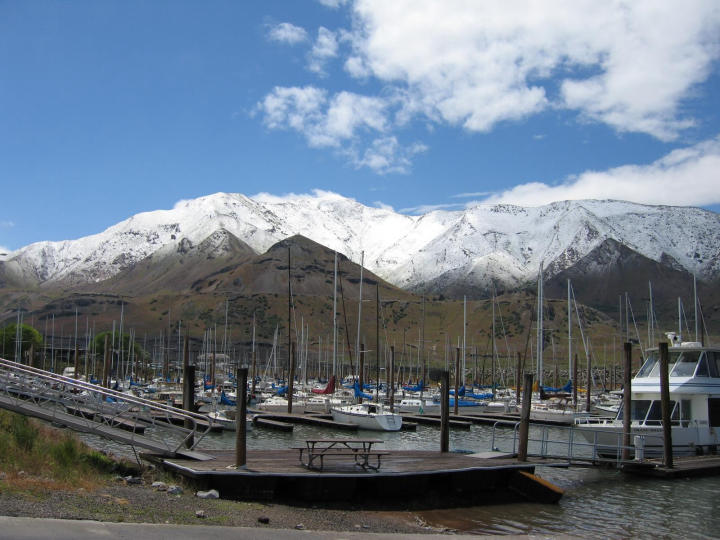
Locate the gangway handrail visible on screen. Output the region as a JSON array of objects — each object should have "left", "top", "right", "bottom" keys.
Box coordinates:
[
  {"left": 490, "top": 419, "right": 668, "bottom": 467},
  {"left": 0, "top": 357, "right": 215, "bottom": 454}
]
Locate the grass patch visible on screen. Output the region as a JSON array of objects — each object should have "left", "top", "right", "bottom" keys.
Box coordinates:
[{"left": 0, "top": 410, "right": 127, "bottom": 493}]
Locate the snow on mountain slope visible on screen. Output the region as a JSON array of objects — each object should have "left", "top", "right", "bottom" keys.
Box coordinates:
[{"left": 2, "top": 193, "right": 719, "bottom": 290}]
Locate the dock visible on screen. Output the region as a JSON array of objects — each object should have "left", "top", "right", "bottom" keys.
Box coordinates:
[
  {"left": 623, "top": 455, "right": 720, "bottom": 478},
  {"left": 402, "top": 414, "right": 472, "bottom": 429},
  {"left": 249, "top": 411, "right": 359, "bottom": 431},
  {"left": 146, "top": 449, "right": 563, "bottom": 506}
]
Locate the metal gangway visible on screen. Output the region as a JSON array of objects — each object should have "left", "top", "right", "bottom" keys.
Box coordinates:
[
  {"left": 0, "top": 357, "right": 215, "bottom": 459},
  {"left": 489, "top": 420, "right": 666, "bottom": 468}
]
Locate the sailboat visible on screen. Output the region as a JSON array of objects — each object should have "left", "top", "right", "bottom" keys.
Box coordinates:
[{"left": 530, "top": 271, "right": 590, "bottom": 424}]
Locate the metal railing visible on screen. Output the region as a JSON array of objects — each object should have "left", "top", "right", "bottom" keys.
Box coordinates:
[
  {"left": 490, "top": 420, "right": 667, "bottom": 466},
  {"left": 0, "top": 357, "right": 215, "bottom": 455}
]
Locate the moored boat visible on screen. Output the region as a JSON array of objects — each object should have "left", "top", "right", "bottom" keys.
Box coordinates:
[
  {"left": 576, "top": 338, "right": 720, "bottom": 456},
  {"left": 331, "top": 402, "right": 402, "bottom": 431}
]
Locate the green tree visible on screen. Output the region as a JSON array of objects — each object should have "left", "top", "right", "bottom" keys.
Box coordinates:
[
  {"left": 0, "top": 323, "right": 43, "bottom": 361},
  {"left": 93, "top": 331, "right": 146, "bottom": 360}
]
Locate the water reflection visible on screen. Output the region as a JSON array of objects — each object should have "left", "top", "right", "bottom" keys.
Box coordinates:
[{"left": 77, "top": 421, "right": 720, "bottom": 538}]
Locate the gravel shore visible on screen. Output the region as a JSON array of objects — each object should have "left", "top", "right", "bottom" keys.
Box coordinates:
[{"left": 0, "top": 475, "right": 447, "bottom": 535}]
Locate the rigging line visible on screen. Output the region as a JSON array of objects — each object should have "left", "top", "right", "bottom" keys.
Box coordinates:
[
  {"left": 570, "top": 283, "right": 592, "bottom": 364},
  {"left": 679, "top": 300, "right": 692, "bottom": 338},
  {"left": 624, "top": 293, "right": 646, "bottom": 358},
  {"left": 492, "top": 286, "right": 513, "bottom": 369}
]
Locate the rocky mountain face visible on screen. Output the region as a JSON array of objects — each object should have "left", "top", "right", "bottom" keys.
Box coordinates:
[{"left": 1, "top": 192, "right": 719, "bottom": 299}]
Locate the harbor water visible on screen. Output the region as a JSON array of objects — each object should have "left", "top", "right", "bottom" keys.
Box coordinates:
[{"left": 80, "top": 421, "right": 720, "bottom": 538}]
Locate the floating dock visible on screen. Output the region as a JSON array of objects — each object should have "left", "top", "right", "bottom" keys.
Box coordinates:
[
  {"left": 623, "top": 455, "right": 720, "bottom": 478},
  {"left": 146, "top": 449, "right": 563, "bottom": 506}
]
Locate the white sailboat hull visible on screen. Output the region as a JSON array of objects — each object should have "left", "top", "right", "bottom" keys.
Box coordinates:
[{"left": 331, "top": 405, "right": 402, "bottom": 431}]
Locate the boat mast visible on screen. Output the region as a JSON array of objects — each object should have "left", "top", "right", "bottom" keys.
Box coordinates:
[
  {"left": 568, "top": 279, "right": 572, "bottom": 381},
  {"left": 463, "top": 295, "right": 467, "bottom": 387},
  {"left": 649, "top": 281, "right": 655, "bottom": 347},
  {"left": 356, "top": 250, "right": 364, "bottom": 373},
  {"left": 536, "top": 263, "right": 543, "bottom": 387},
  {"left": 332, "top": 251, "right": 337, "bottom": 384},
  {"left": 376, "top": 284, "right": 380, "bottom": 403},
  {"left": 492, "top": 291, "right": 496, "bottom": 397},
  {"left": 694, "top": 274, "right": 698, "bottom": 342}
]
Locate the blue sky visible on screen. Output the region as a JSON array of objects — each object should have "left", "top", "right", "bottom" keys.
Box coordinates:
[{"left": 2, "top": 0, "right": 720, "bottom": 253}]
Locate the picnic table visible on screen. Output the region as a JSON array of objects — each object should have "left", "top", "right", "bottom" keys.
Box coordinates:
[{"left": 292, "top": 438, "right": 389, "bottom": 471}]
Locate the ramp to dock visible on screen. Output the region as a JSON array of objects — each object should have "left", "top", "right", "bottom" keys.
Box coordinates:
[{"left": 0, "top": 357, "right": 217, "bottom": 457}]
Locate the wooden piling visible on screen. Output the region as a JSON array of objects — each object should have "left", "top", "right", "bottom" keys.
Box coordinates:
[
  {"left": 251, "top": 348, "right": 257, "bottom": 400},
  {"left": 102, "top": 334, "right": 110, "bottom": 388},
  {"left": 236, "top": 367, "right": 248, "bottom": 468},
  {"left": 622, "top": 342, "right": 632, "bottom": 461},
  {"left": 659, "top": 342, "right": 673, "bottom": 468},
  {"left": 182, "top": 334, "right": 194, "bottom": 449},
  {"left": 518, "top": 372, "right": 533, "bottom": 462},
  {"left": 454, "top": 347, "right": 460, "bottom": 416},
  {"left": 516, "top": 352, "right": 522, "bottom": 409},
  {"left": 287, "top": 342, "right": 295, "bottom": 414},
  {"left": 389, "top": 346, "right": 395, "bottom": 413},
  {"left": 440, "top": 370, "right": 449, "bottom": 453}
]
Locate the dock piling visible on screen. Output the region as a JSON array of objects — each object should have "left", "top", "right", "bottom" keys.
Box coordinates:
[
  {"left": 182, "top": 334, "right": 194, "bottom": 449},
  {"left": 622, "top": 342, "right": 632, "bottom": 461},
  {"left": 518, "top": 372, "right": 533, "bottom": 461},
  {"left": 440, "top": 370, "right": 449, "bottom": 452},
  {"left": 659, "top": 342, "right": 673, "bottom": 468},
  {"left": 236, "top": 367, "right": 248, "bottom": 468}
]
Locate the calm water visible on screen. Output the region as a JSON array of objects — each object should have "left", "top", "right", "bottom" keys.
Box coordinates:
[{"left": 80, "top": 422, "right": 720, "bottom": 538}]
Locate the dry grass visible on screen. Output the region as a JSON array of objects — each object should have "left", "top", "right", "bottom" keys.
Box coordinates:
[{"left": 0, "top": 410, "right": 120, "bottom": 495}]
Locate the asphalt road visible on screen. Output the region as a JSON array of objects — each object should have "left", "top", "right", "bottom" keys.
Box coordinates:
[{"left": 0, "top": 516, "right": 551, "bottom": 540}]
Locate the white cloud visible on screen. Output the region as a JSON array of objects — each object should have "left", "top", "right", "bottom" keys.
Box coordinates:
[
  {"left": 479, "top": 135, "right": 720, "bottom": 207},
  {"left": 398, "top": 202, "right": 463, "bottom": 214},
  {"left": 373, "top": 201, "right": 394, "bottom": 212},
  {"left": 308, "top": 27, "right": 339, "bottom": 75},
  {"left": 267, "top": 22, "right": 308, "bottom": 45},
  {"left": 451, "top": 192, "right": 492, "bottom": 199},
  {"left": 251, "top": 189, "right": 349, "bottom": 205},
  {"left": 344, "top": 0, "right": 720, "bottom": 140},
  {"left": 347, "top": 137, "right": 427, "bottom": 174},
  {"left": 258, "top": 86, "right": 426, "bottom": 173},
  {"left": 259, "top": 1, "right": 720, "bottom": 174},
  {"left": 0, "top": 220, "right": 15, "bottom": 228},
  {"left": 317, "top": 0, "right": 348, "bottom": 7}
]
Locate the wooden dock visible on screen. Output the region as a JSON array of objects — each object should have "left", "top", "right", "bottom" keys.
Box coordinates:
[
  {"left": 147, "top": 449, "right": 561, "bottom": 506},
  {"left": 402, "top": 414, "right": 472, "bottom": 429},
  {"left": 623, "top": 455, "right": 720, "bottom": 478},
  {"left": 249, "top": 411, "right": 359, "bottom": 431}
]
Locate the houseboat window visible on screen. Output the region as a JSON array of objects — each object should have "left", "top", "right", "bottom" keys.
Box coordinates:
[
  {"left": 681, "top": 399, "right": 692, "bottom": 424},
  {"left": 619, "top": 400, "right": 651, "bottom": 422},
  {"left": 645, "top": 400, "right": 677, "bottom": 425},
  {"left": 695, "top": 354, "right": 709, "bottom": 377},
  {"left": 708, "top": 398, "right": 720, "bottom": 427},
  {"left": 636, "top": 354, "right": 658, "bottom": 378},
  {"left": 648, "top": 351, "right": 680, "bottom": 377},
  {"left": 670, "top": 351, "right": 701, "bottom": 377},
  {"left": 707, "top": 352, "right": 720, "bottom": 378}
]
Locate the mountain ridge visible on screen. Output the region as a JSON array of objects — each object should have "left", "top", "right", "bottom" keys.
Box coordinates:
[{"left": 1, "top": 192, "right": 719, "bottom": 293}]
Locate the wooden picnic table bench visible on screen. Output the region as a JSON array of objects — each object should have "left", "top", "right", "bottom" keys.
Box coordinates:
[{"left": 292, "top": 438, "right": 389, "bottom": 471}]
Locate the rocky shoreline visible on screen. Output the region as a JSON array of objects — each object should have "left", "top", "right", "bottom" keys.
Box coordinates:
[{"left": 0, "top": 473, "right": 445, "bottom": 535}]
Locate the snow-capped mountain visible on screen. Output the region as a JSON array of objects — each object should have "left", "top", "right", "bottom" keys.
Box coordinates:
[{"left": 1, "top": 192, "right": 719, "bottom": 291}]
